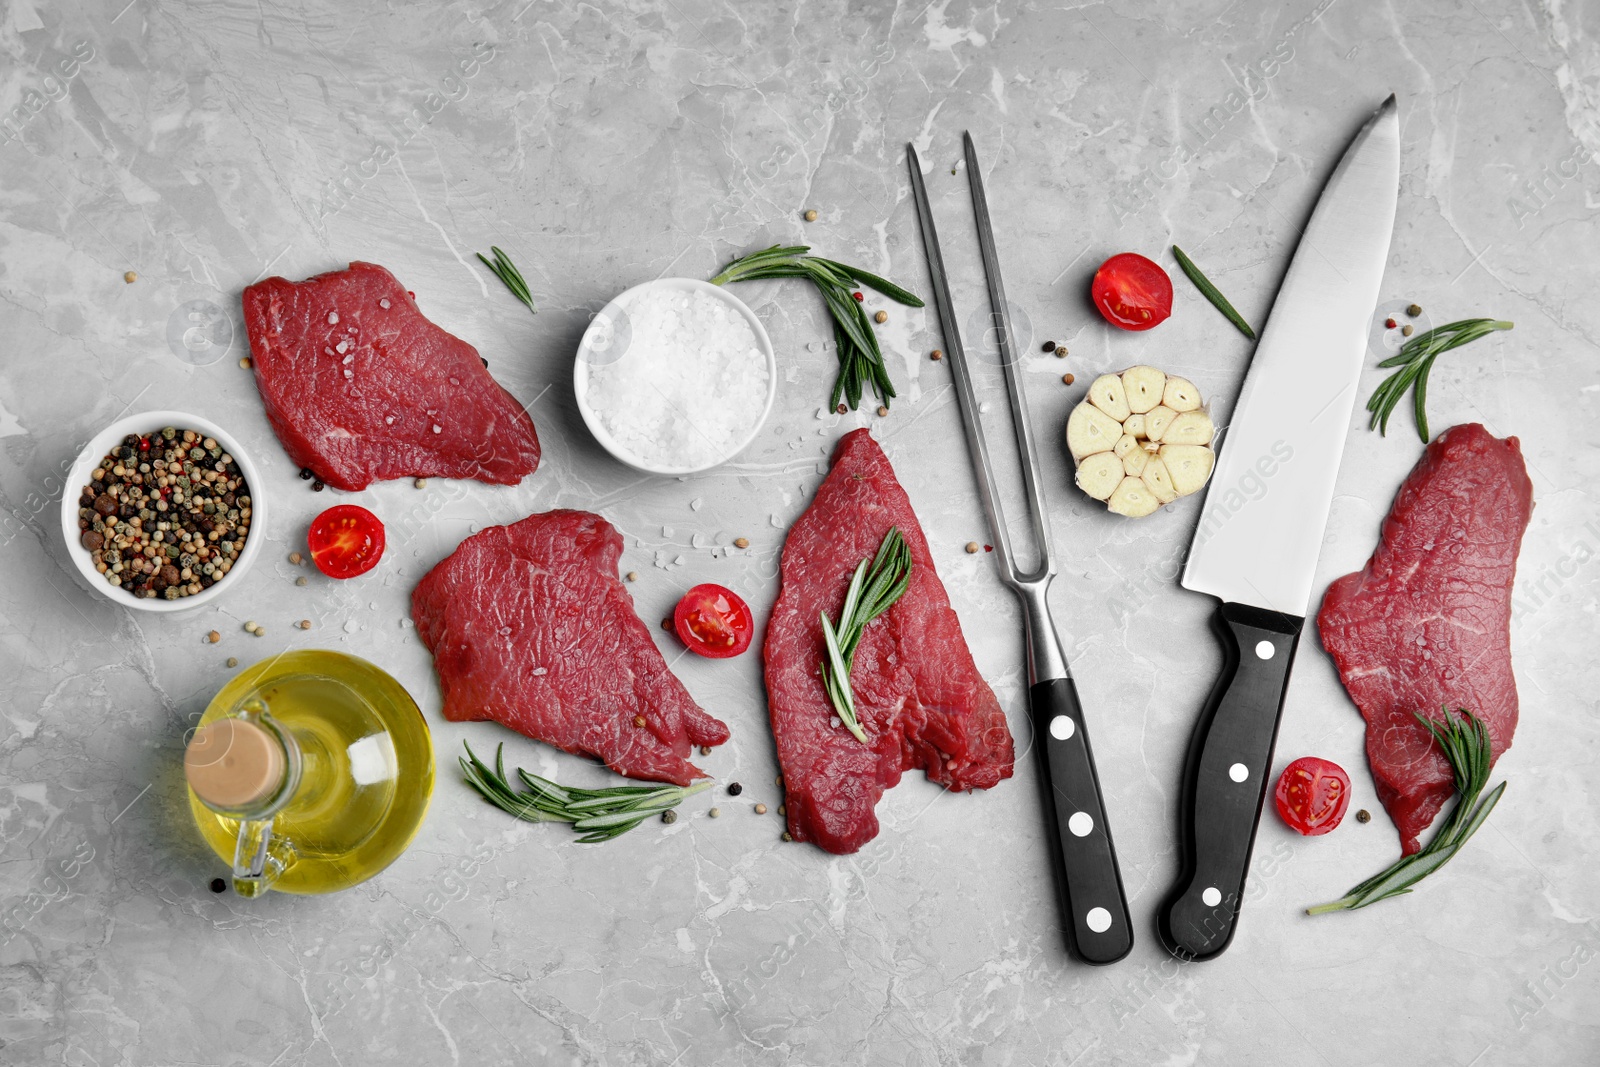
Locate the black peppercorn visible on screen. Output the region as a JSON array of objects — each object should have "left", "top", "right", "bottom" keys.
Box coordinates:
[
  {"left": 727, "top": 782, "right": 743, "bottom": 796},
  {"left": 209, "top": 877, "right": 227, "bottom": 893},
  {"left": 312, "top": 480, "right": 325, "bottom": 492}
]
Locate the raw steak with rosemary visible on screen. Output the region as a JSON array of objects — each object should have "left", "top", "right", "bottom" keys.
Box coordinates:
[
  {"left": 1317, "top": 424, "right": 1533, "bottom": 855},
  {"left": 764, "top": 430, "right": 1014, "bottom": 854},
  {"left": 412, "top": 510, "right": 728, "bottom": 786},
  {"left": 243, "top": 261, "right": 540, "bottom": 491}
]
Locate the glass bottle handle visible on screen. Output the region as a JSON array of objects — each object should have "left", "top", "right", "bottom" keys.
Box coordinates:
[{"left": 231, "top": 815, "right": 297, "bottom": 898}]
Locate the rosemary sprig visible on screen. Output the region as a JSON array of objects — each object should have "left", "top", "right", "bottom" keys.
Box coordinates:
[
  {"left": 1366, "top": 318, "right": 1512, "bottom": 442},
  {"left": 460, "top": 741, "right": 708, "bottom": 842},
  {"left": 1172, "top": 245, "right": 1256, "bottom": 340},
  {"left": 819, "top": 528, "right": 913, "bottom": 743},
  {"left": 1307, "top": 708, "right": 1506, "bottom": 915},
  {"left": 476, "top": 246, "right": 537, "bottom": 315},
  {"left": 711, "top": 245, "right": 924, "bottom": 412}
]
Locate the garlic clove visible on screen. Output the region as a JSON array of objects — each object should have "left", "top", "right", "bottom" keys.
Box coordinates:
[
  {"left": 1161, "top": 443, "right": 1216, "bottom": 497},
  {"left": 1107, "top": 476, "right": 1160, "bottom": 517},
  {"left": 1113, "top": 433, "right": 1140, "bottom": 459},
  {"left": 1123, "top": 412, "right": 1147, "bottom": 439},
  {"left": 1122, "top": 445, "right": 1149, "bottom": 477},
  {"left": 1120, "top": 365, "right": 1167, "bottom": 415},
  {"left": 1067, "top": 402, "right": 1124, "bottom": 461},
  {"left": 1163, "top": 376, "right": 1202, "bottom": 412},
  {"left": 1086, "top": 373, "right": 1131, "bottom": 422},
  {"left": 1142, "top": 457, "right": 1178, "bottom": 503},
  {"left": 1163, "top": 410, "right": 1215, "bottom": 447},
  {"left": 1145, "top": 404, "right": 1178, "bottom": 442},
  {"left": 1076, "top": 452, "right": 1124, "bottom": 500}
]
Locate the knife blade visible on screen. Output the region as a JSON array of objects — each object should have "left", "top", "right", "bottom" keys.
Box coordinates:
[{"left": 1157, "top": 95, "right": 1400, "bottom": 961}]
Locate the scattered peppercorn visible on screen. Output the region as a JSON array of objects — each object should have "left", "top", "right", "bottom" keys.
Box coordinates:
[
  {"left": 777, "top": 804, "right": 786, "bottom": 816},
  {"left": 1062, "top": 373, "right": 1075, "bottom": 385},
  {"left": 295, "top": 576, "right": 308, "bottom": 587},
  {"left": 876, "top": 405, "right": 889, "bottom": 417},
  {"left": 836, "top": 403, "right": 848, "bottom": 414},
  {"left": 299, "top": 468, "right": 314, "bottom": 481},
  {"left": 74, "top": 427, "right": 251, "bottom": 600},
  {"left": 728, "top": 782, "right": 743, "bottom": 796},
  {"left": 244, "top": 621, "right": 259, "bottom": 634},
  {"left": 733, "top": 537, "right": 750, "bottom": 549},
  {"left": 662, "top": 618, "right": 673, "bottom": 632},
  {"left": 634, "top": 714, "right": 647, "bottom": 728},
  {"left": 775, "top": 774, "right": 783, "bottom": 787},
  {"left": 782, "top": 831, "right": 793, "bottom": 841},
  {"left": 851, "top": 291, "right": 864, "bottom": 302},
  {"left": 626, "top": 571, "right": 639, "bottom": 581},
  {"left": 1406, "top": 303, "right": 1422, "bottom": 317},
  {"left": 298, "top": 619, "right": 311, "bottom": 630},
  {"left": 1401, "top": 324, "right": 1414, "bottom": 337},
  {"left": 930, "top": 349, "right": 943, "bottom": 361},
  {"left": 312, "top": 480, "right": 325, "bottom": 492},
  {"left": 414, "top": 478, "right": 428, "bottom": 489},
  {"left": 1055, "top": 345, "right": 1068, "bottom": 357},
  {"left": 803, "top": 209, "right": 818, "bottom": 222},
  {"left": 755, "top": 803, "right": 768, "bottom": 815},
  {"left": 662, "top": 810, "right": 678, "bottom": 824},
  {"left": 1384, "top": 317, "right": 1397, "bottom": 329},
  {"left": 209, "top": 877, "right": 226, "bottom": 893},
  {"left": 1356, "top": 809, "right": 1371, "bottom": 823},
  {"left": 225, "top": 657, "right": 238, "bottom": 668},
  {"left": 965, "top": 542, "right": 980, "bottom": 554},
  {"left": 207, "top": 630, "right": 220, "bottom": 644},
  {"left": 708, "top": 807, "right": 721, "bottom": 818},
  {"left": 288, "top": 551, "right": 303, "bottom": 565},
  {"left": 873, "top": 310, "right": 888, "bottom": 324},
  {"left": 239, "top": 357, "right": 251, "bottom": 369},
  {"left": 700, "top": 745, "right": 713, "bottom": 756},
  {"left": 124, "top": 271, "right": 138, "bottom": 284}
]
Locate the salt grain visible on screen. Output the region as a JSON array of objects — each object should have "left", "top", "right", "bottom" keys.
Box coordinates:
[
  {"left": 327, "top": 311, "right": 339, "bottom": 325},
  {"left": 582, "top": 287, "right": 769, "bottom": 469},
  {"left": 379, "top": 298, "right": 391, "bottom": 309}
]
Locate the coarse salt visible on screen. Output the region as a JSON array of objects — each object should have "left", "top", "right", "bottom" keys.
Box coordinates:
[{"left": 582, "top": 287, "right": 769, "bottom": 470}]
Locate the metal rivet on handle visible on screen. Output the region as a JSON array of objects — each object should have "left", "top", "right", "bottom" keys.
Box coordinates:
[
  {"left": 1229, "top": 762, "right": 1248, "bottom": 782},
  {"left": 1202, "top": 886, "right": 1222, "bottom": 907},
  {"left": 1254, "top": 640, "right": 1275, "bottom": 660},
  {"left": 1068, "top": 811, "right": 1093, "bottom": 837},
  {"left": 1049, "top": 714, "right": 1075, "bottom": 741},
  {"left": 1085, "top": 907, "right": 1112, "bottom": 933}
]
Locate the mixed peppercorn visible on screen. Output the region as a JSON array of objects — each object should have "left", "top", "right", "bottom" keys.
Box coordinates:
[{"left": 76, "top": 428, "right": 252, "bottom": 600}]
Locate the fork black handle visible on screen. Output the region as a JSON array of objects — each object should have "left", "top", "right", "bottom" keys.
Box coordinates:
[{"left": 1031, "top": 675, "right": 1133, "bottom": 965}]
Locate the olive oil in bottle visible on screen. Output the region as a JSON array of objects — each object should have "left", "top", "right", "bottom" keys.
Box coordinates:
[{"left": 186, "top": 650, "right": 433, "bottom": 896}]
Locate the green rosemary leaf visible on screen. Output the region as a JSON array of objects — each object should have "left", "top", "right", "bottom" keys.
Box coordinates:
[
  {"left": 1367, "top": 319, "right": 1512, "bottom": 442},
  {"left": 477, "top": 246, "right": 537, "bottom": 315},
  {"left": 1172, "top": 245, "right": 1256, "bottom": 339},
  {"left": 713, "top": 245, "right": 920, "bottom": 411},
  {"left": 461, "top": 741, "right": 708, "bottom": 841},
  {"left": 819, "top": 529, "right": 912, "bottom": 745},
  {"left": 1307, "top": 708, "right": 1505, "bottom": 915}
]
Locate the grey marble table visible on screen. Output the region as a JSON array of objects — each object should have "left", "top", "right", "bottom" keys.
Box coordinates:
[{"left": 3, "top": 0, "right": 1598, "bottom": 1063}]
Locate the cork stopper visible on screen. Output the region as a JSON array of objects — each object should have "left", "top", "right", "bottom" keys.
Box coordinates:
[{"left": 185, "top": 718, "right": 285, "bottom": 810}]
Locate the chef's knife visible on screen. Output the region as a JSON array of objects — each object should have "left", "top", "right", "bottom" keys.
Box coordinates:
[{"left": 1157, "top": 95, "right": 1400, "bottom": 961}]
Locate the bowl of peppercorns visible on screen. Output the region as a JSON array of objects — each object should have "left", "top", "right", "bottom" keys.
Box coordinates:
[{"left": 60, "top": 411, "right": 266, "bottom": 612}]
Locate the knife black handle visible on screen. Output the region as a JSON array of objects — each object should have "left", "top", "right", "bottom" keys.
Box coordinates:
[
  {"left": 1031, "top": 676, "right": 1133, "bottom": 966},
  {"left": 1157, "top": 601, "right": 1303, "bottom": 962}
]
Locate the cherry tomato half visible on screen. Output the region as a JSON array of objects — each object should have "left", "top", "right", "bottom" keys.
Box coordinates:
[
  {"left": 673, "top": 583, "right": 754, "bottom": 659},
  {"left": 307, "top": 505, "right": 386, "bottom": 579},
  {"left": 1090, "top": 252, "right": 1173, "bottom": 331},
  {"left": 1274, "top": 756, "right": 1351, "bottom": 836}
]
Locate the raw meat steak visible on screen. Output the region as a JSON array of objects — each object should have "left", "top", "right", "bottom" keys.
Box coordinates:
[
  {"left": 243, "top": 261, "right": 540, "bottom": 491},
  {"left": 1317, "top": 424, "right": 1533, "bottom": 855},
  {"left": 412, "top": 509, "right": 728, "bottom": 786},
  {"left": 764, "top": 430, "right": 1014, "bottom": 854}
]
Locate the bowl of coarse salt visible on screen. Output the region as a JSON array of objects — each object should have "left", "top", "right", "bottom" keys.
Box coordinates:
[{"left": 574, "top": 278, "right": 776, "bottom": 475}]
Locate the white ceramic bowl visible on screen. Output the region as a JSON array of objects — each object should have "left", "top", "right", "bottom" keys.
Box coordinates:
[
  {"left": 60, "top": 410, "right": 267, "bottom": 613},
  {"left": 573, "top": 277, "right": 777, "bottom": 475}
]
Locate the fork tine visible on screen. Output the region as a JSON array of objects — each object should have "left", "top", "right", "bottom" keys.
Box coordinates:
[
  {"left": 962, "top": 132, "right": 1055, "bottom": 578},
  {"left": 905, "top": 143, "right": 1019, "bottom": 584}
]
